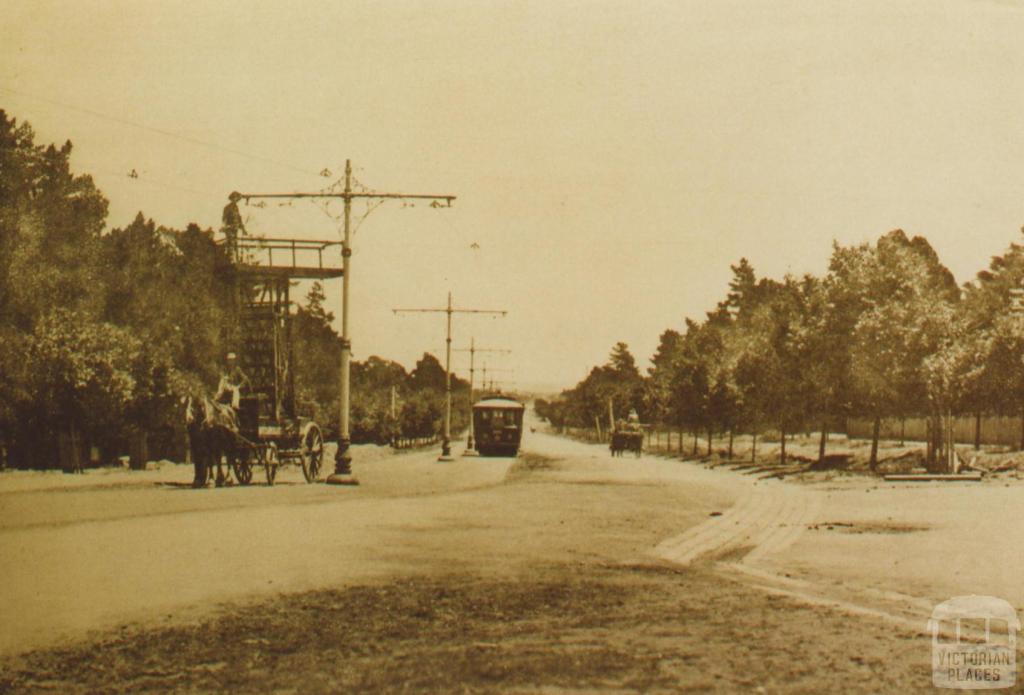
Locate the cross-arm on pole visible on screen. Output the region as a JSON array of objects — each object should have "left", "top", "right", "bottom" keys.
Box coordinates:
[
  {"left": 393, "top": 295, "right": 507, "bottom": 460},
  {"left": 235, "top": 159, "right": 456, "bottom": 486}
]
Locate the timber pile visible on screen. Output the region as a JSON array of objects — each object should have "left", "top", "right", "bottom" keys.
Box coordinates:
[
  {"left": 760, "top": 466, "right": 810, "bottom": 480},
  {"left": 871, "top": 450, "right": 926, "bottom": 475},
  {"left": 883, "top": 473, "right": 983, "bottom": 482},
  {"left": 808, "top": 454, "right": 851, "bottom": 471}
]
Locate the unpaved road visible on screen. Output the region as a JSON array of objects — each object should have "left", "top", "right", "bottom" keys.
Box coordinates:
[
  {"left": 0, "top": 445, "right": 521, "bottom": 656},
  {"left": 0, "top": 424, "right": 979, "bottom": 692}
]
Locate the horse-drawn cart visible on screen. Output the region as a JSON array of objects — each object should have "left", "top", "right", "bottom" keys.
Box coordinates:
[
  {"left": 190, "top": 233, "right": 342, "bottom": 487},
  {"left": 609, "top": 409, "right": 645, "bottom": 458},
  {"left": 227, "top": 395, "right": 326, "bottom": 486},
  {"left": 609, "top": 429, "right": 643, "bottom": 457}
]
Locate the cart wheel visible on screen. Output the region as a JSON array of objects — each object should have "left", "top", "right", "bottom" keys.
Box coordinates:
[
  {"left": 301, "top": 424, "right": 324, "bottom": 483},
  {"left": 263, "top": 442, "right": 279, "bottom": 486},
  {"left": 232, "top": 449, "right": 254, "bottom": 486}
]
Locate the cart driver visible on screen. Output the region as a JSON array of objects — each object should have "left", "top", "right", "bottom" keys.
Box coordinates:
[{"left": 215, "top": 352, "right": 250, "bottom": 411}]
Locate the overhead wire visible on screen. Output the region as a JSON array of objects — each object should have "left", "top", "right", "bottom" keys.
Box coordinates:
[
  {"left": 0, "top": 84, "right": 324, "bottom": 178},
  {"left": 95, "top": 169, "right": 212, "bottom": 198}
]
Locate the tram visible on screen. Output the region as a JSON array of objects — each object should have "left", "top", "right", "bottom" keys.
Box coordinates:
[{"left": 472, "top": 396, "right": 525, "bottom": 456}]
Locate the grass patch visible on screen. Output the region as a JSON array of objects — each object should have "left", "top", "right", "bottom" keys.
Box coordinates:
[{"left": 0, "top": 565, "right": 938, "bottom": 694}]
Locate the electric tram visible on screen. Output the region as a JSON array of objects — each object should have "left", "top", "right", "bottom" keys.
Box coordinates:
[{"left": 472, "top": 396, "right": 525, "bottom": 456}]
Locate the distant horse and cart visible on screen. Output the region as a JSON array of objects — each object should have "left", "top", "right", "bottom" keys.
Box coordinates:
[
  {"left": 609, "top": 408, "right": 645, "bottom": 458},
  {"left": 609, "top": 429, "right": 643, "bottom": 457}
]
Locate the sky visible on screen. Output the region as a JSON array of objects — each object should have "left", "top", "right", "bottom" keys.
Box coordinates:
[{"left": 5, "top": 0, "right": 1024, "bottom": 392}]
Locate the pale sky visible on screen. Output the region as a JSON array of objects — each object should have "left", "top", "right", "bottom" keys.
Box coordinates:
[{"left": 5, "top": 0, "right": 1024, "bottom": 391}]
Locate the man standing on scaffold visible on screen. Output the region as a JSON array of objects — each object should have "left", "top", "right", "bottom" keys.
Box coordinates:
[{"left": 222, "top": 191, "right": 246, "bottom": 262}]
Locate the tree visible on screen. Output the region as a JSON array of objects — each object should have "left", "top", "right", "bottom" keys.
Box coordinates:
[
  {"left": 99, "top": 214, "right": 233, "bottom": 438},
  {"left": 841, "top": 231, "right": 959, "bottom": 468},
  {"left": 0, "top": 111, "right": 111, "bottom": 467},
  {"left": 293, "top": 283, "right": 343, "bottom": 438},
  {"left": 730, "top": 277, "right": 813, "bottom": 464},
  {"left": 410, "top": 353, "right": 448, "bottom": 392},
  {"left": 646, "top": 329, "right": 681, "bottom": 411},
  {"left": 958, "top": 235, "right": 1024, "bottom": 438},
  {"left": 558, "top": 343, "right": 645, "bottom": 433},
  {"left": 798, "top": 272, "right": 853, "bottom": 465},
  {"left": 25, "top": 310, "right": 145, "bottom": 468}
]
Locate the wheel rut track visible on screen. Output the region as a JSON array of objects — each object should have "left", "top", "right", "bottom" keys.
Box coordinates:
[{"left": 653, "top": 468, "right": 932, "bottom": 631}]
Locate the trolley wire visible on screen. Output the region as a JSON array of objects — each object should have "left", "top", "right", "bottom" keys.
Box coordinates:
[{"left": 0, "top": 84, "right": 324, "bottom": 178}]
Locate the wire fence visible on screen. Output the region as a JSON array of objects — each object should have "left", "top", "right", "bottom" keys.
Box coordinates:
[
  {"left": 846, "top": 416, "right": 1024, "bottom": 448},
  {"left": 391, "top": 435, "right": 441, "bottom": 450},
  {"left": 560, "top": 426, "right": 703, "bottom": 455}
]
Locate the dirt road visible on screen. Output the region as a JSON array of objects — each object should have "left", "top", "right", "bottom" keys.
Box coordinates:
[
  {"left": 0, "top": 426, "right": 952, "bottom": 692},
  {"left": 0, "top": 445, "right": 521, "bottom": 656}
]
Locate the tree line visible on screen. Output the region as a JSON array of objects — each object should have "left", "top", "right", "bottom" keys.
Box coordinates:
[
  {"left": 537, "top": 228, "right": 1024, "bottom": 470},
  {"left": 0, "top": 110, "right": 468, "bottom": 469}
]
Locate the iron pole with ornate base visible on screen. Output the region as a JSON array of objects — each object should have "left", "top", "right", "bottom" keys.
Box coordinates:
[{"left": 328, "top": 164, "right": 357, "bottom": 485}]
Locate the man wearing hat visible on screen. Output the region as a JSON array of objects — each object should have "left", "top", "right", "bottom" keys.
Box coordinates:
[
  {"left": 215, "top": 352, "right": 250, "bottom": 411},
  {"left": 221, "top": 191, "right": 246, "bottom": 261}
]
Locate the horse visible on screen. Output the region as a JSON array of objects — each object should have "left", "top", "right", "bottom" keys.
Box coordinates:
[
  {"left": 185, "top": 395, "right": 242, "bottom": 488},
  {"left": 610, "top": 431, "right": 643, "bottom": 458}
]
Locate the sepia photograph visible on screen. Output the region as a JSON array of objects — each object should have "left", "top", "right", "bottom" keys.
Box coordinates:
[{"left": 4, "top": 1, "right": 1024, "bottom": 692}]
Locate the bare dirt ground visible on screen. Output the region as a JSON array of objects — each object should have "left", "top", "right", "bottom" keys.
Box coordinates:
[
  {"left": 0, "top": 423, "right": 988, "bottom": 693},
  {"left": 639, "top": 428, "right": 1024, "bottom": 629}
]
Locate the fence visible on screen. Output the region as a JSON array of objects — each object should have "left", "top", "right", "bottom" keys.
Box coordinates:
[
  {"left": 560, "top": 425, "right": 706, "bottom": 455},
  {"left": 847, "top": 415, "right": 1024, "bottom": 448},
  {"left": 645, "top": 428, "right": 699, "bottom": 455},
  {"left": 391, "top": 435, "right": 441, "bottom": 450}
]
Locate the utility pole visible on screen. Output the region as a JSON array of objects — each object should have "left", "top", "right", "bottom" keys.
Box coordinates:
[
  {"left": 454, "top": 337, "right": 511, "bottom": 454},
  {"left": 393, "top": 293, "right": 506, "bottom": 460},
  {"left": 480, "top": 363, "right": 513, "bottom": 392},
  {"left": 389, "top": 385, "right": 398, "bottom": 446},
  {"left": 237, "top": 160, "right": 455, "bottom": 486}
]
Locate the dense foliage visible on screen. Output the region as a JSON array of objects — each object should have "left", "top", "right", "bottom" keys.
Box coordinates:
[{"left": 540, "top": 230, "right": 1024, "bottom": 468}]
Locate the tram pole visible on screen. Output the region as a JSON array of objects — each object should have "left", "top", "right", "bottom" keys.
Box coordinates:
[
  {"left": 454, "top": 338, "right": 511, "bottom": 455},
  {"left": 393, "top": 294, "right": 507, "bottom": 462},
  {"left": 234, "top": 160, "right": 455, "bottom": 485},
  {"left": 466, "top": 337, "right": 475, "bottom": 453},
  {"left": 443, "top": 292, "right": 454, "bottom": 459},
  {"left": 480, "top": 363, "right": 513, "bottom": 394},
  {"left": 333, "top": 160, "right": 357, "bottom": 484}
]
